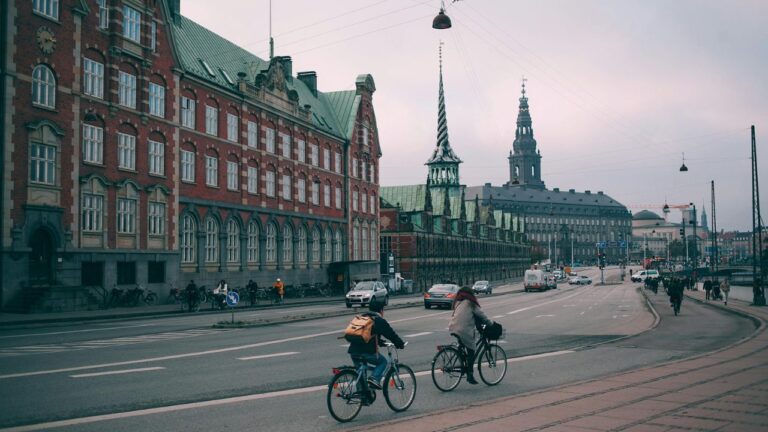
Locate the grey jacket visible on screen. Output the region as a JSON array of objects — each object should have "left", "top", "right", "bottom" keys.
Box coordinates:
[{"left": 448, "top": 299, "right": 492, "bottom": 349}]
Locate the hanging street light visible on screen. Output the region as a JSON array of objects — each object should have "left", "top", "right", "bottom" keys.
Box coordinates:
[
  {"left": 679, "top": 152, "right": 688, "bottom": 172},
  {"left": 432, "top": 0, "right": 462, "bottom": 30}
]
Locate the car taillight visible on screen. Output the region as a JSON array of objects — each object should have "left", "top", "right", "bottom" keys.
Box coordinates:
[
  {"left": 436, "top": 345, "right": 445, "bottom": 351},
  {"left": 424, "top": 293, "right": 431, "bottom": 299},
  {"left": 446, "top": 293, "right": 456, "bottom": 299}
]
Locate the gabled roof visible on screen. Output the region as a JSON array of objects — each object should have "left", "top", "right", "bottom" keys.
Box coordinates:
[
  {"left": 380, "top": 185, "right": 426, "bottom": 213},
  {"left": 324, "top": 90, "right": 359, "bottom": 139}
]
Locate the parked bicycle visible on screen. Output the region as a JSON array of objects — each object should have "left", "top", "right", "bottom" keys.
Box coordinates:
[
  {"left": 431, "top": 323, "right": 507, "bottom": 391},
  {"left": 126, "top": 284, "right": 157, "bottom": 306},
  {"left": 327, "top": 342, "right": 415, "bottom": 422},
  {"left": 167, "top": 283, "right": 183, "bottom": 304}
]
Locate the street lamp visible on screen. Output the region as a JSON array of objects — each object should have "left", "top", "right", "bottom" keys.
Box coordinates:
[
  {"left": 679, "top": 152, "right": 689, "bottom": 172},
  {"left": 432, "top": 0, "right": 462, "bottom": 29}
]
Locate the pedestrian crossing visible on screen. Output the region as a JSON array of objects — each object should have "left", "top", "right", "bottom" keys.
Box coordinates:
[{"left": 0, "top": 328, "right": 231, "bottom": 357}]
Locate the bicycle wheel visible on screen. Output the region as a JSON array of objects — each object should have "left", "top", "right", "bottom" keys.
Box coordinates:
[
  {"left": 431, "top": 346, "right": 464, "bottom": 392},
  {"left": 384, "top": 364, "right": 416, "bottom": 412},
  {"left": 326, "top": 370, "right": 363, "bottom": 422},
  {"left": 477, "top": 344, "right": 507, "bottom": 385}
]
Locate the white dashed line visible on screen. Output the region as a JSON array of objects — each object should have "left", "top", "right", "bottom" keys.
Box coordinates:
[
  {"left": 237, "top": 352, "right": 300, "bottom": 361},
  {"left": 404, "top": 332, "right": 433, "bottom": 338},
  {"left": 70, "top": 367, "right": 165, "bottom": 378}
]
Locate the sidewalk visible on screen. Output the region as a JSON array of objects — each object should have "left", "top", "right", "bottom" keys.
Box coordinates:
[{"left": 358, "top": 290, "right": 768, "bottom": 432}]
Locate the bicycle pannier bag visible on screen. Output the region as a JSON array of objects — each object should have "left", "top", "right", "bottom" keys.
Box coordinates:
[
  {"left": 344, "top": 314, "right": 374, "bottom": 343},
  {"left": 483, "top": 322, "right": 503, "bottom": 340}
]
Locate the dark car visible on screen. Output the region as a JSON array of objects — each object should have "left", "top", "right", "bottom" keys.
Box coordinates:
[
  {"left": 472, "top": 280, "right": 491, "bottom": 295},
  {"left": 424, "top": 284, "right": 459, "bottom": 309}
]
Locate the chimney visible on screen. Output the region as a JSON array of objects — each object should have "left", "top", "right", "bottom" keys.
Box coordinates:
[
  {"left": 569, "top": 189, "right": 575, "bottom": 193},
  {"left": 553, "top": 188, "right": 560, "bottom": 192},
  {"left": 278, "top": 56, "right": 292, "bottom": 80},
  {"left": 585, "top": 190, "right": 591, "bottom": 194},
  {"left": 297, "top": 71, "right": 317, "bottom": 96},
  {"left": 597, "top": 191, "right": 604, "bottom": 195}
]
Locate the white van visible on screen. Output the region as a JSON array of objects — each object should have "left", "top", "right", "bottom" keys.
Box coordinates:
[
  {"left": 631, "top": 270, "right": 660, "bottom": 282},
  {"left": 524, "top": 269, "right": 547, "bottom": 292}
]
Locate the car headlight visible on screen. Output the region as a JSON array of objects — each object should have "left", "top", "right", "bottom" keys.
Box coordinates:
[{"left": 362, "top": 293, "right": 371, "bottom": 298}]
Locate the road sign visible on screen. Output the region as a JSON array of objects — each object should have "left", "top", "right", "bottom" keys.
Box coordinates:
[
  {"left": 609, "top": 241, "right": 617, "bottom": 247},
  {"left": 226, "top": 291, "right": 239, "bottom": 307},
  {"left": 596, "top": 242, "right": 606, "bottom": 249},
  {"left": 619, "top": 241, "right": 626, "bottom": 248}
]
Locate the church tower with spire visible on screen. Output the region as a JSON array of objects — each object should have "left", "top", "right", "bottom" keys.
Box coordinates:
[
  {"left": 426, "top": 43, "right": 462, "bottom": 190},
  {"left": 507, "top": 79, "right": 545, "bottom": 189}
]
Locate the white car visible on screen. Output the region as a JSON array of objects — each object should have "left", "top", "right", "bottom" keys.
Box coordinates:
[
  {"left": 568, "top": 275, "right": 592, "bottom": 285},
  {"left": 631, "top": 270, "right": 660, "bottom": 282},
  {"left": 345, "top": 281, "right": 388, "bottom": 308}
]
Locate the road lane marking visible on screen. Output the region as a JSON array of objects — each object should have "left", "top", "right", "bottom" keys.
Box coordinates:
[
  {"left": 70, "top": 367, "right": 165, "bottom": 378},
  {"left": 237, "top": 352, "right": 299, "bottom": 361},
  {"left": 404, "top": 332, "right": 432, "bottom": 338},
  {"left": 535, "top": 315, "right": 555, "bottom": 318},
  {"left": 580, "top": 312, "right": 585, "bottom": 315},
  {"left": 507, "top": 290, "right": 583, "bottom": 315},
  {"left": 492, "top": 315, "right": 505, "bottom": 319},
  {"left": 0, "top": 324, "right": 153, "bottom": 340}
]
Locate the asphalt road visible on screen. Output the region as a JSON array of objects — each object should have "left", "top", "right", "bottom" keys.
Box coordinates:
[{"left": 0, "top": 268, "right": 756, "bottom": 431}]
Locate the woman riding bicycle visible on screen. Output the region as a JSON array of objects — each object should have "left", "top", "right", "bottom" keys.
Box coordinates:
[{"left": 448, "top": 286, "right": 493, "bottom": 384}]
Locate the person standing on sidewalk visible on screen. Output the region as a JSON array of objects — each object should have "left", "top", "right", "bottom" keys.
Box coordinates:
[
  {"left": 185, "top": 280, "right": 199, "bottom": 312},
  {"left": 703, "top": 279, "right": 712, "bottom": 301},
  {"left": 273, "top": 278, "right": 285, "bottom": 304},
  {"left": 448, "top": 286, "right": 494, "bottom": 385},
  {"left": 720, "top": 278, "right": 730, "bottom": 305}
]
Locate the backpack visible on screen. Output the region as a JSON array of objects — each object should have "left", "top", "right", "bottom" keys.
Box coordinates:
[{"left": 344, "top": 314, "right": 375, "bottom": 344}]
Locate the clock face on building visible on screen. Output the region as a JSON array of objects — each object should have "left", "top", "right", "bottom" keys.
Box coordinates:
[{"left": 36, "top": 26, "right": 57, "bottom": 55}]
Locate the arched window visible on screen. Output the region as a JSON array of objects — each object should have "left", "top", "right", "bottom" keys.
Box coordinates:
[
  {"left": 282, "top": 225, "right": 293, "bottom": 265},
  {"left": 531, "top": 165, "right": 536, "bottom": 177},
  {"left": 205, "top": 217, "right": 219, "bottom": 263},
  {"left": 514, "top": 165, "right": 520, "bottom": 178},
  {"left": 266, "top": 223, "right": 277, "bottom": 263},
  {"left": 324, "top": 228, "right": 333, "bottom": 262},
  {"left": 311, "top": 228, "right": 321, "bottom": 263},
  {"left": 180, "top": 215, "right": 196, "bottom": 263},
  {"left": 297, "top": 226, "right": 307, "bottom": 263},
  {"left": 334, "top": 230, "right": 342, "bottom": 262},
  {"left": 247, "top": 221, "right": 259, "bottom": 263},
  {"left": 353, "top": 221, "right": 360, "bottom": 260},
  {"left": 227, "top": 219, "right": 240, "bottom": 263},
  {"left": 370, "top": 223, "right": 377, "bottom": 259},
  {"left": 361, "top": 221, "right": 369, "bottom": 260},
  {"left": 32, "top": 65, "right": 56, "bottom": 108}
]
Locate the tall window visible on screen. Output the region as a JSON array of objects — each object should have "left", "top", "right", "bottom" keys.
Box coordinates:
[
  {"left": 282, "top": 225, "right": 293, "bottom": 265},
  {"left": 312, "top": 229, "right": 320, "bottom": 263},
  {"left": 33, "top": 0, "right": 59, "bottom": 20},
  {"left": 335, "top": 186, "right": 342, "bottom": 209},
  {"left": 247, "top": 166, "right": 258, "bottom": 194},
  {"left": 247, "top": 121, "right": 257, "bottom": 147},
  {"left": 310, "top": 144, "right": 318, "bottom": 166},
  {"left": 335, "top": 152, "right": 341, "bottom": 173},
  {"left": 83, "top": 59, "right": 104, "bottom": 98},
  {"left": 352, "top": 190, "right": 359, "bottom": 212},
  {"left": 81, "top": 193, "right": 103, "bottom": 232},
  {"left": 205, "top": 156, "right": 218, "bottom": 187},
  {"left": 150, "top": 21, "right": 157, "bottom": 52},
  {"left": 311, "top": 181, "right": 319, "bottom": 205},
  {"left": 265, "top": 128, "right": 275, "bottom": 153},
  {"left": 148, "top": 83, "right": 165, "bottom": 117},
  {"left": 282, "top": 174, "right": 291, "bottom": 200},
  {"left": 361, "top": 192, "right": 368, "bottom": 213},
  {"left": 334, "top": 230, "right": 342, "bottom": 262},
  {"left": 181, "top": 149, "right": 195, "bottom": 182},
  {"left": 122, "top": 6, "right": 141, "bottom": 42},
  {"left": 148, "top": 202, "right": 165, "bottom": 235},
  {"left": 180, "top": 215, "right": 196, "bottom": 263},
  {"left": 362, "top": 125, "right": 370, "bottom": 146},
  {"left": 353, "top": 222, "right": 360, "bottom": 260},
  {"left": 205, "top": 217, "right": 218, "bottom": 263},
  {"left": 352, "top": 157, "right": 358, "bottom": 177},
  {"left": 324, "top": 183, "right": 331, "bottom": 207},
  {"left": 323, "top": 148, "right": 330, "bottom": 170},
  {"left": 117, "top": 132, "right": 136, "bottom": 170},
  {"left": 297, "top": 177, "right": 306, "bottom": 203},
  {"left": 297, "top": 140, "right": 306, "bottom": 162},
  {"left": 361, "top": 223, "right": 369, "bottom": 260},
  {"left": 297, "top": 227, "right": 307, "bottom": 264},
  {"left": 370, "top": 194, "right": 376, "bottom": 214},
  {"left": 82, "top": 124, "right": 103, "bottom": 164},
  {"left": 280, "top": 133, "right": 291, "bottom": 158},
  {"left": 227, "top": 113, "right": 238, "bottom": 142},
  {"left": 117, "top": 198, "right": 136, "bottom": 234},
  {"left": 247, "top": 222, "right": 259, "bottom": 263},
  {"left": 32, "top": 65, "right": 56, "bottom": 108},
  {"left": 118, "top": 71, "right": 136, "bottom": 108},
  {"left": 371, "top": 165, "right": 376, "bottom": 183},
  {"left": 266, "top": 223, "right": 277, "bottom": 263},
  {"left": 227, "top": 220, "right": 240, "bottom": 263},
  {"left": 227, "top": 161, "right": 238, "bottom": 190},
  {"left": 266, "top": 170, "right": 275, "bottom": 197},
  {"left": 148, "top": 139, "right": 164, "bottom": 175},
  {"left": 205, "top": 105, "right": 218, "bottom": 136},
  {"left": 325, "top": 228, "right": 333, "bottom": 262},
  {"left": 181, "top": 96, "right": 195, "bottom": 128}
]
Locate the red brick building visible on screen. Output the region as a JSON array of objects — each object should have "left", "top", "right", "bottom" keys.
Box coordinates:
[{"left": 1, "top": 0, "right": 381, "bottom": 311}]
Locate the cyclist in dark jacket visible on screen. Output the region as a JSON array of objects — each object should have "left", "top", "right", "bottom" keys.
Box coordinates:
[{"left": 347, "top": 299, "right": 405, "bottom": 390}]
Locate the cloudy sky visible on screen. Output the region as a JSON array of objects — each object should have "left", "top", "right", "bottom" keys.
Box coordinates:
[{"left": 182, "top": 0, "right": 768, "bottom": 231}]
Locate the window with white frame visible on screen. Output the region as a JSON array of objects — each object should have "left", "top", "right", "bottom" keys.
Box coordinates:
[
  {"left": 362, "top": 125, "right": 369, "bottom": 146},
  {"left": 180, "top": 215, "right": 196, "bottom": 263},
  {"left": 81, "top": 193, "right": 103, "bottom": 232},
  {"left": 117, "top": 198, "right": 136, "bottom": 234},
  {"left": 370, "top": 194, "right": 376, "bottom": 214},
  {"left": 324, "top": 183, "right": 331, "bottom": 207},
  {"left": 297, "top": 227, "right": 307, "bottom": 263},
  {"left": 324, "top": 228, "right": 332, "bottom": 262},
  {"left": 311, "top": 181, "right": 319, "bottom": 205},
  {"left": 181, "top": 150, "right": 195, "bottom": 182},
  {"left": 149, "top": 82, "right": 165, "bottom": 117},
  {"left": 353, "top": 222, "right": 360, "bottom": 260},
  {"left": 370, "top": 224, "right": 377, "bottom": 258},
  {"left": 334, "top": 230, "right": 342, "bottom": 261},
  {"left": 297, "top": 177, "right": 306, "bottom": 203},
  {"left": 352, "top": 157, "right": 358, "bottom": 177},
  {"left": 282, "top": 174, "right": 291, "bottom": 200},
  {"left": 227, "top": 161, "right": 238, "bottom": 190},
  {"left": 205, "top": 217, "right": 218, "bottom": 263},
  {"left": 150, "top": 21, "right": 157, "bottom": 52},
  {"left": 34, "top": 0, "right": 59, "bottom": 19},
  {"left": 371, "top": 164, "right": 376, "bottom": 183},
  {"left": 117, "top": 132, "right": 136, "bottom": 170},
  {"left": 118, "top": 71, "right": 136, "bottom": 108},
  {"left": 82, "top": 124, "right": 103, "bottom": 164},
  {"left": 297, "top": 140, "right": 305, "bottom": 162},
  {"left": 97, "top": 0, "right": 108, "bottom": 29},
  {"left": 227, "top": 113, "right": 238, "bottom": 142},
  {"left": 323, "top": 148, "right": 330, "bottom": 170},
  {"left": 312, "top": 229, "right": 320, "bottom": 263},
  {"left": 148, "top": 139, "right": 164, "bottom": 175},
  {"left": 227, "top": 220, "right": 239, "bottom": 263},
  {"left": 247, "top": 121, "right": 257, "bottom": 148},
  {"left": 310, "top": 144, "right": 318, "bottom": 166},
  {"left": 265, "top": 128, "right": 275, "bottom": 153},
  {"left": 361, "top": 192, "right": 368, "bottom": 213},
  {"left": 280, "top": 133, "right": 291, "bottom": 158},
  {"left": 361, "top": 223, "right": 369, "bottom": 260},
  {"left": 266, "top": 170, "right": 275, "bottom": 197},
  {"left": 32, "top": 65, "right": 56, "bottom": 108},
  {"left": 282, "top": 225, "right": 293, "bottom": 265},
  {"left": 266, "top": 223, "right": 277, "bottom": 263},
  {"left": 247, "top": 222, "right": 259, "bottom": 263},
  {"left": 148, "top": 202, "right": 165, "bottom": 235},
  {"left": 83, "top": 58, "right": 104, "bottom": 98},
  {"left": 247, "top": 166, "right": 258, "bottom": 194},
  {"left": 335, "top": 152, "right": 341, "bottom": 173},
  {"left": 352, "top": 190, "right": 358, "bottom": 212},
  {"left": 122, "top": 6, "right": 141, "bottom": 43},
  {"left": 205, "top": 155, "right": 218, "bottom": 187},
  {"left": 205, "top": 105, "right": 218, "bottom": 136},
  {"left": 335, "top": 186, "right": 342, "bottom": 209},
  {"left": 181, "top": 96, "right": 195, "bottom": 128}
]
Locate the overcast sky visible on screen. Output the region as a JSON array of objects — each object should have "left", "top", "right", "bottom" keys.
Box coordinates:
[{"left": 182, "top": 0, "right": 768, "bottom": 231}]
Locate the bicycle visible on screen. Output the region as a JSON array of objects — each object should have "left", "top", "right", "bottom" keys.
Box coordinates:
[
  {"left": 327, "top": 342, "right": 415, "bottom": 423},
  {"left": 431, "top": 324, "right": 507, "bottom": 391}
]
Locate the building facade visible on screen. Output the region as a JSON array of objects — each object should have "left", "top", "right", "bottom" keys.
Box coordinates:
[{"left": 1, "top": 0, "right": 381, "bottom": 311}]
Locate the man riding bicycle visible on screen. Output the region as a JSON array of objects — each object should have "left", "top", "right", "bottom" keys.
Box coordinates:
[
  {"left": 449, "top": 286, "right": 494, "bottom": 384},
  {"left": 347, "top": 299, "right": 405, "bottom": 390},
  {"left": 668, "top": 277, "right": 684, "bottom": 313}
]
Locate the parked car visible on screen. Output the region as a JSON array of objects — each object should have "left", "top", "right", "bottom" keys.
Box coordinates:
[
  {"left": 630, "top": 270, "right": 660, "bottom": 282},
  {"left": 546, "top": 274, "right": 558, "bottom": 289},
  {"left": 345, "top": 281, "right": 388, "bottom": 308},
  {"left": 424, "top": 284, "right": 459, "bottom": 309},
  {"left": 524, "top": 269, "right": 547, "bottom": 292},
  {"left": 472, "top": 280, "right": 492, "bottom": 295},
  {"left": 568, "top": 275, "right": 592, "bottom": 285}
]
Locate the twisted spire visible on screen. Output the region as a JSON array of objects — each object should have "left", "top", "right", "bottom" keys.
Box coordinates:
[{"left": 427, "top": 41, "right": 461, "bottom": 165}]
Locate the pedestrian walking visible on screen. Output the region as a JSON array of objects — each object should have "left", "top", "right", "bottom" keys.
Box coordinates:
[
  {"left": 274, "top": 278, "right": 285, "bottom": 304},
  {"left": 703, "top": 279, "right": 712, "bottom": 301},
  {"left": 247, "top": 279, "right": 259, "bottom": 307},
  {"left": 720, "top": 278, "right": 730, "bottom": 305},
  {"left": 185, "top": 279, "right": 199, "bottom": 312},
  {"left": 711, "top": 278, "right": 722, "bottom": 301}
]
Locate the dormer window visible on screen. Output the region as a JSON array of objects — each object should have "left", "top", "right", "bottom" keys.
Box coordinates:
[{"left": 199, "top": 59, "right": 215, "bottom": 77}]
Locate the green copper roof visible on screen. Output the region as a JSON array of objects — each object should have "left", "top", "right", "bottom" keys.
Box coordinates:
[
  {"left": 380, "top": 185, "right": 427, "bottom": 213},
  {"left": 324, "top": 90, "right": 359, "bottom": 139}
]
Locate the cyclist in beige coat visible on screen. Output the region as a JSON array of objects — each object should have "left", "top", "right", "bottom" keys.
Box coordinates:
[{"left": 448, "top": 286, "right": 493, "bottom": 384}]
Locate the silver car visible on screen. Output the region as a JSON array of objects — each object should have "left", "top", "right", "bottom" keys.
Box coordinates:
[
  {"left": 345, "top": 281, "right": 389, "bottom": 308},
  {"left": 472, "top": 280, "right": 492, "bottom": 295},
  {"left": 425, "top": 284, "right": 459, "bottom": 309}
]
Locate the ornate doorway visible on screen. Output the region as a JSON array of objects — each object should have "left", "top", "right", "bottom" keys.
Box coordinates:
[{"left": 29, "top": 228, "right": 54, "bottom": 285}]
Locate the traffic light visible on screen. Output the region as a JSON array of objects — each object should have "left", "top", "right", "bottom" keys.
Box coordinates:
[
  {"left": 598, "top": 252, "right": 606, "bottom": 269},
  {"left": 679, "top": 228, "right": 685, "bottom": 237}
]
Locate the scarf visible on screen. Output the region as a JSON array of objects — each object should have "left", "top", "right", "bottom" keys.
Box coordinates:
[{"left": 454, "top": 289, "right": 479, "bottom": 307}]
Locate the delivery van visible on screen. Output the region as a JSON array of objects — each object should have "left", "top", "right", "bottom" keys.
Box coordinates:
[{"left": 524, "top": 269, "right": 547, "bottom": 292}]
